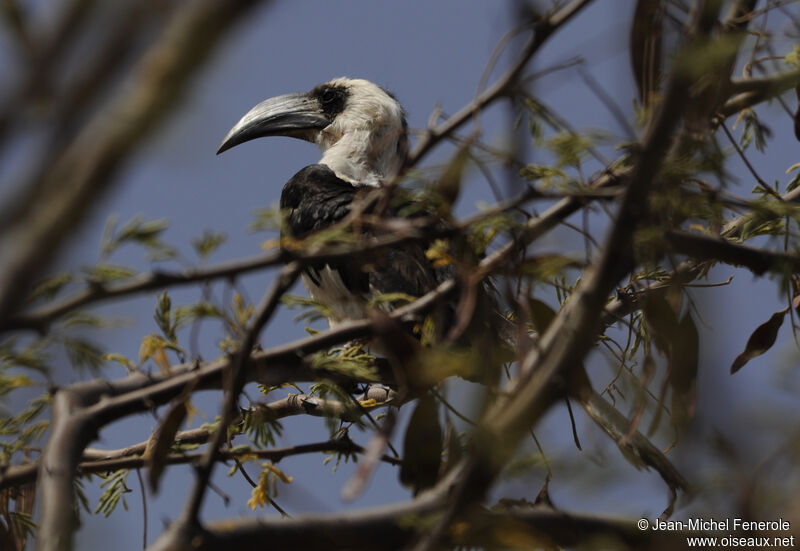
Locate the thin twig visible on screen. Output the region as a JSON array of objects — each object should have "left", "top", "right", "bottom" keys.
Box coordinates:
[
  {"left": 135, "top": 468, "right": 148, "bottom": 550},
  {"left": 180, "top": 262, "right": 300, "bottom": 526}
]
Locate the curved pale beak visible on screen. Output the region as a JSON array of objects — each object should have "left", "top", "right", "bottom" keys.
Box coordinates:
[{"left": 217, "top": 92, "right": 329, "bottom": 154}]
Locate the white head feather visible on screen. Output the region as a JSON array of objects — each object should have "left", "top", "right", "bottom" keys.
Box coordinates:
[{"left": 315, "top": 78, "right": 408, "bottom": 187}]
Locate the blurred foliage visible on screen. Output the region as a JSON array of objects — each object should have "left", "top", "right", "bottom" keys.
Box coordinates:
[{"left": 1, "top": 1, "right": 800, "bottom": 547}]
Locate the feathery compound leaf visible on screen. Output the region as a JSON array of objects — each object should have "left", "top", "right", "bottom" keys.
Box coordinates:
[
  {"left": 309, "top": 380, "right": 356, "bottom": 435},
  {"left": 249, "top": 204, "right": 284, "bottom": 233},
  {"left": 311, "top": 346, "right": 378, "bottom": 382},
  {"left": 27, "top": 272, "right": 72, "bottom": 303},
  {"left": 62, "top": 337, "right": 105, "bottom": 373},
  {"left": 101, "top": 214, "right": 171, "bottom": 258},
  {"left": 82, "top": 264, "right": 137, "bottom": 285},
  {"left": 281, "top": 294, "right": 333, "bottom": 324},
  {"left": 174, "top": 301, "right": 224, "bottom": 328},
  {"left": 0, "top": 339, "right": 50, "bottom": 373},
  {"left": 154, "top": 291, "right": 175, "bottom": 341},
  {"left": 519, "top": 164, "right": 568, "bottom": 186},
  {"left": 240, "top": 405, "right": 283, "bottom": 447},
  {"left": 730, "top": 307, "right": 789, "bottom": 373},
  {"left": 192, "top": 229, "right": 227, "bottom": 259},
  {"left": 9, "top": 511, "right": 36, "bottom": 543},
  {"left": 367, "top": 292, "right": 417, "bottom": 309},
  {"left": 94, "top": 470, "right": 130, "bottom": 517},
  {"left": 737, "top": 109, "right": 771, "bottom": 153},
  {"left": 546, "top": 131, "right": 593, "bottom": 169}
]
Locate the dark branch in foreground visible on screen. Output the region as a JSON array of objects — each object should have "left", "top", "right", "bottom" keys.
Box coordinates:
[
  {"left": 0, "top": 0, "right": 269, "bottom": 329},
  {"left": 164, "top": 504, "right": 711, "bottom": 551},
  {"left": 666, "top": 230, "right": 800, "bottom": 275}
]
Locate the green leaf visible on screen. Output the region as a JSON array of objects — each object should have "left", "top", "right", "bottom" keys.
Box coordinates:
[
  {"left": 518, "top": 255, "right": 582, "bottom": 281},
  {"left": 546, "top": 131, "right": 593, "bottom": 169},
  {"left": 787, "top": 171, "right": 800, "bottom": 193},
  {"left": 0, "top": 339, "right": 50, "bottom": 373},
  {"left": 310, "top": 344, "right": 378, "bottom": 382},
  {"left": 94, "top": 470, "right": 130, "bottom": 517},
  {"left": 519, "top": 164, "right": 568, "bottom": 186},
  {"left": 8, "top": 511, "right": 37, "bottom": 542},
  {"left": 367, "top": 292, "right": 417, "bottom": 309},
  {"left": 239, "top": 405, "right": 284, "bottom": 447},
  {"left": 27, "top": 272, "right": 72, "bottom": 303},
  {"left": 174, "top": 301, "right": 224, "bottom": 328},
  {"left": 82, "top": 264, "right": 137, "bottom": 285},
  {"left": 281, "top": 294, "right": 333, "bottom": 324},
  {"left": 308, "top": 380, "right": 360, "bottom": 435},
  {"left": 74, "top": 477, "right": 92, "bottom": 518},
  {"left": 62, "top": 337, "right": 105, "bottom": 373},
  {"left": 249, "top": 204, "right": 284, "bottom": 233},
  {"left": 61, "top": 312, "right": 107, "bottom": 328},
  {"left": 527, "top": 298, "right": 557, "bottom": 333},
  {"left": 737, "top": 109, "right": 771, "bottom": 153},
  {"left": 101, "top": 214, "right": 170, "bottom": 258},
  {"left": 103, "top": 353, "right": 134, "bottom": 371},
  {"left": 154, "top": 292, "right": 175, "bottom": 341},
  {"left": 191, "top": 229, "right": 227, "bottom": 259}
]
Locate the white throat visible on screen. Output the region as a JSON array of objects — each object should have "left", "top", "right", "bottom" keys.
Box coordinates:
[{"left": 318, "top": 128, "right": 404, "bottom": 187}]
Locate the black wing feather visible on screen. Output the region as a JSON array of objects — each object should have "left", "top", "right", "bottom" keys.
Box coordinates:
[
  {"left": 280, "top": 164, "right": 445, "bottom": 300},
  {"left": 280, "top": 164, "right": 365, "bottom": 293}
]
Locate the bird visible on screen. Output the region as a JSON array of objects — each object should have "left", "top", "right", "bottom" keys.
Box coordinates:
[
  {"left": 217, "top": 78, "right": 443, "bottom": 324},
  {"left": 217, "top": 77, "right": 511, "bottom": 366}
]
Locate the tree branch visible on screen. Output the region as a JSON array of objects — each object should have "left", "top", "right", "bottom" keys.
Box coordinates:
[
  {"left": 0, "top": 0, "right": 270, "bottom": 329},
  {"left": 405, "top": 0, "right": 594, "bottom": 168},
  {"left": 179, "top": 262, "right": 301, "bottom": 528},
  {"left": 155, "top": 504, "right": 702, "bottom": 551},
  {"left": 665, "top": 230, "right": 800, "bottom": 275},
  {"left": 411, "top": 4, "right": 718, "bottom": 547}
]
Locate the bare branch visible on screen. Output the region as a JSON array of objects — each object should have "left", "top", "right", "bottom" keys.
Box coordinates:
[
  {"left": 406, "top": 0, "right": 594, "bottom": 168},
  {"left": 665, "top": 230, "right": 800, "bottom": 275},
  {"left": 180, "top": 262, "right": 300, "bottom": 527},
  {"left": 0, "top": 0, "right": 270, "bottom": 327},
  {"left": 721, "top": 69, "right": 800, "bottom": 118}
]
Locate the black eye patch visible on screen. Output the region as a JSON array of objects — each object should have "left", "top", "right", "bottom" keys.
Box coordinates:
[{"left": 311, "top": 85, "right": 348, "bottom": 120}]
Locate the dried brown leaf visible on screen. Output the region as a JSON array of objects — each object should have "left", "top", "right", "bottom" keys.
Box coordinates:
[
  {"left": 147, "top": 400, "right": 187, "bottom": 493},
  {"left": 730, "top": 307, "right": 789, "bottom": 373},
  {"left": 400, "top": 394, "right": 442, "bottom": 495}
]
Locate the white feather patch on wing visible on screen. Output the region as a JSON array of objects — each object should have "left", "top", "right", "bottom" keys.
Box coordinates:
[{"left": 302, "top": 267, "right": 369, "bottom": 325}]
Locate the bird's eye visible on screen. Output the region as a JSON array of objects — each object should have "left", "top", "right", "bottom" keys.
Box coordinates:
[
  {"left": 320, "top": 88, "right": 336, "bottom": 105},
  {"left": 314, "top": 85, "right": 347, "bottom": 117}
]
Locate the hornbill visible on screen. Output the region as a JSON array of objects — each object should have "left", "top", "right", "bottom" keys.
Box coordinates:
[
  {"left": 217, "top": 77, "right": 504, "bottom": 351},
  {"left": 214, "top": 80, "right": 689, "bottom": 499}
]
